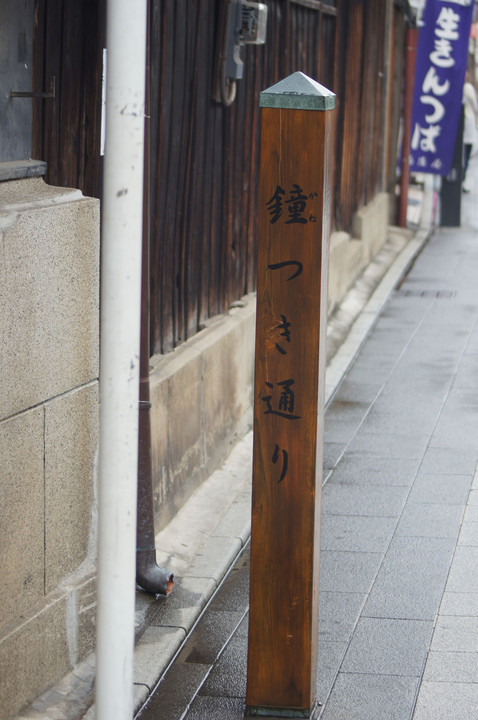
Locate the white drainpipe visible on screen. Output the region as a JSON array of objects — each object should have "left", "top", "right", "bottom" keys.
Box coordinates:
[{"left": 96, "top": 1, "right": 147, "bottom": 718}]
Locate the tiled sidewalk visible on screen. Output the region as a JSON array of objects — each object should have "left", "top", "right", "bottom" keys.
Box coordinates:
[{"left": 137, "top": 157, "right": 478, "bottom": 720}]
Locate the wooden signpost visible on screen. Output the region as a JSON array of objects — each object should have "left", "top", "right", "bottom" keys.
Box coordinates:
[{"left": 246, "top": 73, "right": 335, "bottom": 719}]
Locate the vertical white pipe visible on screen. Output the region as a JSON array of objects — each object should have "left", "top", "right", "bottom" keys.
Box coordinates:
[{"left": 96, "top": 1, "right": 147, "bottom": 719}]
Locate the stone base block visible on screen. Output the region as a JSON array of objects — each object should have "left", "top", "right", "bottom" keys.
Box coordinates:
[
  {"left": 352, "top": 192, "right": 390, "bottom": 264},
  {"left": 0, "top": 177, "right": 99, "bottom": 420},
  {"left": 0, "top": 408, "right": 44, "bottom": 629},
  {"left": 149, "top": 296, "right": 256, "bottom": 531},
  {"left": 0, "top": 572, "right": 96, "bottom": 720},
  {"left": 328, "top": 231, "right": 364, "bottom": 315}
]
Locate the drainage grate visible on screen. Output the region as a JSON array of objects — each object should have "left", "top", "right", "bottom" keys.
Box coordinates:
[{"left": 395, "top": 289, "right": 456, "bottom": 299}]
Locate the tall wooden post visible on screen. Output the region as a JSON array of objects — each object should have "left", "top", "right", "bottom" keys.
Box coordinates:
[{"left": 246, "top": 72, "right": 335, "bottom": 719}]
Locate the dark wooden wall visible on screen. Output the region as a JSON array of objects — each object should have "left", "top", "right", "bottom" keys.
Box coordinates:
[
  {"left": 32, "top": 0, "right": 105, "bottom": 197},
  {"left": 33, "top": 0, "right": 403, "bottom": 355},
  {"left": 149, "top": 0, "right": 338, "bottom": 353}
]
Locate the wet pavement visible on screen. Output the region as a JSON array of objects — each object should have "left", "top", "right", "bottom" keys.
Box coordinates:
[{"left": 137, "top": 155, "right": 478, "bottom": 720}]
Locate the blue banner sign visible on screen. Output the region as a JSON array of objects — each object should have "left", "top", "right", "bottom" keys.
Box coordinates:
[{"left": 410, "top": 0, "right": 473, "bottom": 176}]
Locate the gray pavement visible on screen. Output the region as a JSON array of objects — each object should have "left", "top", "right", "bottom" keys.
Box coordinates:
[{"left": 136, "top": 156, "right": 478, "bottom": 720}]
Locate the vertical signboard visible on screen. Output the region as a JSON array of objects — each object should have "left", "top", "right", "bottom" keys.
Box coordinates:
[
  {"left": 246, "top": 72, "right": 335, "bottom": 719},
  {"left": 410, "top": 0, "right": 474, "bottom": 175}
]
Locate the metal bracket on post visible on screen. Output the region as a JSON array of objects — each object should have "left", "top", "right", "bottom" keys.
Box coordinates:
[{"left": 246, "top": 72, "right": 335, "bottom": 719}]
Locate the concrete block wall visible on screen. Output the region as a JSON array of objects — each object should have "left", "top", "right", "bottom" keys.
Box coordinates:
[{"left": 0, "top": 178, "right": 99, "bottom": 719}]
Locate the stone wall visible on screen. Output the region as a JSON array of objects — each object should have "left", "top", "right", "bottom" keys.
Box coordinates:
[{"left": 0, "top": 178, "right": 99, "bottom": 719}]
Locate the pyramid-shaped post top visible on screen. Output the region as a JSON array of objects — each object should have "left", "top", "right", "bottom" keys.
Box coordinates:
[{"left": 260, "top": 71, "right": 336, "bottom": 111}]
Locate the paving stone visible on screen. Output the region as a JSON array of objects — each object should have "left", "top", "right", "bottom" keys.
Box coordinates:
[
  {"left": 420, "top": 447, "right": 478, "bottom": 476},
  {"left": 347, "top": 355, "right": 397, "bottom": 382},
  {"left": 198, "top": 633, "right": 247, "bottom": 698},
  {"left": 176, "top": 610, "right": 246, "bottom": 665},
  {"left": 473, "top": 470, "right": 478, "bottom": 490},
  {"left": 323, "top": 442, "right": 347, "bottom": 471},
  {"left": 340, "top": 617, "right": 433, "bottom": 676},
  {"left": 212, "top": 490, "right": 251, "bottom": 546},
  {"left": 184, "top": 696, "right": 246, "bottom": 720},
  {"left": 186, "top": 535, "right": 242, "bottom": 583},
  {"left": 363, "top": 536, "right": 456, "bottom": 620},
  {"left": 360, "top": 400, "right": 441, "bottom": 437},
  {"left": 208, "top": 549, "right": 250, "bottom": 614},
  {"left": 467, "top": 489, "right": 478, "bottom": 505},
  {"left": 408, "top": 473, "right": 472, "bottom": 505},
  {"left": 316, "top": 641, "right": 348, "bottom": 706},
  {"left": 423, "top": 650, "right": 478, "bottom": 683},
  {"left": 332, "top": 378, "right": 382, "bottom": 405},
  {"left": 395, "top": 503, "right": 464, "bottom": 539},
  {"left": 346, "top": 430, "right": 430, "bottom": 459},
  {"left": 149, "top": 576, "right": 216, "bottom": 631},
  {"left": 431, "top": 616, "right": 478, "bottom": 654},
  {"left": 330, "top": 455, "right": 420, "bottom": 487},
  {"left": 320, "top": 515, "right": 396, "bottom": 553},
  {"left": 134, "top": 626, "right": 186, "bottom": 690},
  {"left": 413, "top": 681, "right": 478, "bottom": 720},
  {"left": 430, "top": 390, "right": 478, "bottom": 450},
  {"left": 464, "top": 504, "right": 478, "bottom": 522},
  {"left": 318, "top": 592, "right": 366, "bottom": 643},
  {"left": 140, "top": 661, "right": 211, "bottom": 720},
  {"left": 324, "top": 400, "right": 370, "bottom": 444},
  {"left": 446, "top": 547, "right": 478, "bottom": 593},
  {"left": 320, "top": 673, "right": 418, "bottom": 720},
  {"left": 319, "top": 551, "right": 383, "bottom": 594},
  {"left": 440, "top": 592, "right": 478, "bottom": 617},
  {"left": 453, "top": 353, "right": 478, "bottom": 388},
  {"left": 458, "top": 521, "right": 478, "bottom": 547},
  {"left": 322, "top": 483, "right": 409, "bottom": 518}
]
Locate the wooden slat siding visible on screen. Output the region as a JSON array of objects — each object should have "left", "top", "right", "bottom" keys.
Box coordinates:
[
  {"left": 221, "top": 97, "right": 234, "bottom": 311},
  {"left": 176, "top": 0, "right": 192, "bottom": 346},
  {"left": 370, "top": 0, "right": 386, "bottom": 200},
  {"left": 42, "top": 0, "right": 63, "bottom": 186},
  {"left": 151, "top": 0, "right": 172, "bottom": 353},
  {"left": 238, "top": 52, "right": 253, "bottom": 298},
  {"left": 240, "top": 47, "right": 255, "bottom": 296},
  {"left": 334, "top": 0, "right": 364, "bottom": 231},
  {"left": 149, "top": 0, "right": 161, "bottom": 347},
  {"left": 359, "top": 0, "right": 378, "bottom": 207},
  {"left": 207, "top": 109, "right": 223, "bottom": 323},
  {"left": 149, "top": 0, "right": 339, "bottom": 352},
  {"left": 387, "top": 4, "right": 406, "bottom": 199},
  {"left": 182, "top": 0, "right": 202, "bottom": 340},
  {"left": 60, "top": 3, "right": 82, "bottom": 188},
  {"left": 81, "top": 1, "right": 105, "bottom": 199},
  {"left": 32, "top": 0, "right": 46, "bottom": 165},
  {"left": 245, "top": 49, "right": 261, "bottom": 296},
  {"left": 194, "top": 0, "right": 213, "bottom": 329},
  {"left": 169, "top": 1, "right": 187, "bottom": 350},
  {"left": 322, "top": 11, "right": 337, "bottom": 233},
  {"left": 32, "top": 0, "right": 104, "bottom": 199},
  {"left": 373, "top": 0, "right": 388, "bottom": 197},
  {"left": 282, "top": 1, "right": 291, "bottom": 79}
]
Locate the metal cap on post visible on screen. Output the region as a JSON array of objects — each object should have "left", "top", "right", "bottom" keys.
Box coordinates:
[{"left": 246, "top": 72, "right": 335, "bottom": 719}]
